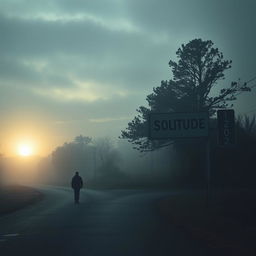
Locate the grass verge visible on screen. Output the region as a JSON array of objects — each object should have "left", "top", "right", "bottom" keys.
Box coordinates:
[
  {"left": 158, "top": 189, "right": 256, "bottom": 256},
  {"left": 0, "top": 185, "right": 43, "bottom": 215}
]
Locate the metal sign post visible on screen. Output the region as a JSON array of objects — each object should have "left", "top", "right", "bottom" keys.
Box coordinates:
[{"left": 206, "top": 137, "right": 211, "bottom": 207}]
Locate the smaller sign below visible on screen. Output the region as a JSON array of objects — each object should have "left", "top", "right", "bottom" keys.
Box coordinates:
[
  {"left": 217, "top": 109, "right": 235, "bottom": 146},
  {"left": 149, "top": 112, "right": 209, "bottom": 139}
]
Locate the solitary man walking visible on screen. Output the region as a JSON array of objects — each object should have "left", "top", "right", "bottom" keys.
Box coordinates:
[{"left": 71, "top": 171, "right": 83, "bottom": 204}]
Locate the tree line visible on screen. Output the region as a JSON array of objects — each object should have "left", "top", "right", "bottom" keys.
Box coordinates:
[{"left": 38, "top": 136, "right": 127, "bottom": 188}]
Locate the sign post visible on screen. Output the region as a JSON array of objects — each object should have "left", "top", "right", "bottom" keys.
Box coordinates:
[
  {"left": 149, "top": 112, "right": 211, "bottom": 206},
  {"left": 206, "top": 137, "right": 211, "bottom": 207}
]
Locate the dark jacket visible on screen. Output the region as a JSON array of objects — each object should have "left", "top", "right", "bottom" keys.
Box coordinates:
[{"left": 71, "top": 175, "right": 83, "bottom": 189}]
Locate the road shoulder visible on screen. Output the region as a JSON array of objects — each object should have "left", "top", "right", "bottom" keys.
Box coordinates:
[{"left": 0, "top": 185, "right": 43, "bottom": 215}]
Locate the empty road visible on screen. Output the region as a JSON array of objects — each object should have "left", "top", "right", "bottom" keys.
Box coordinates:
[{"left": 0, "top": 186, "right": 221, "bottom": 256}]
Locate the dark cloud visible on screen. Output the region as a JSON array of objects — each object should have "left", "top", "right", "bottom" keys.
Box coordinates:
[{"left": 0, "top": 11, "right": 171, "bottom": 94}]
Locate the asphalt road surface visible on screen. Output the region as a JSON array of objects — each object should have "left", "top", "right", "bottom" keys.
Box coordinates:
[{"left": 0, "top": 186, "right": 222, "bottom": 256}]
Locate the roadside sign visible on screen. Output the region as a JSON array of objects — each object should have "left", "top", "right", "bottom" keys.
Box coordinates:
[
  {"left": 149, "top": 112, "right": 209, "bottom": 139},
  {"left": 217, "top": 109, "right": 235, "bottom": 146}
]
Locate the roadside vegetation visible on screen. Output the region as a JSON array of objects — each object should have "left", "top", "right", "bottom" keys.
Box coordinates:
[{"left": 159, "top": 188, "right": 256, "bottom": 256}]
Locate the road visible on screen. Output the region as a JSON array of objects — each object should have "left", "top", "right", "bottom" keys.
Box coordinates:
[{"left": 0, "top": 186, "right": 221, "bottom": 256}]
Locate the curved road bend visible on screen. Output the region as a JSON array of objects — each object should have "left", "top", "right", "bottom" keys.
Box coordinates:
[{"left": 0, "top": 186, "right": 223, "bottom": 256}]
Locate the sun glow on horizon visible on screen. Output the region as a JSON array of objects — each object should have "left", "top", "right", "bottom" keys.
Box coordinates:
[{"left": 17, "top": 144, "right": 34, "bottom": 157}]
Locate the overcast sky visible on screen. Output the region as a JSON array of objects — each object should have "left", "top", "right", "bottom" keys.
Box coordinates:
[{"left": 0, "top": 0, "right": 256, "bottom": 156}]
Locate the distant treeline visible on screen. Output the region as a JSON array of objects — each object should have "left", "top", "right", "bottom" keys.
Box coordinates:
[
  {"left": 36, "top": 115, "right": 256, "bottom": 189},
  {"left": 38, "top": 136, "right": 127, "bottom": 188}
]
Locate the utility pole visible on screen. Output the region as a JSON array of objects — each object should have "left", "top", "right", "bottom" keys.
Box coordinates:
[
  {"left": 198, "top": 94, "right": 211, "bottom": 207},
  {"left": 206, "top": 137, "right": 211, "bottom": 207}
]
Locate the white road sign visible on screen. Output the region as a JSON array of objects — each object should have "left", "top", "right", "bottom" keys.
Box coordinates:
[{"left": 149, "top": 112, "right": 209, "bottom": 139}]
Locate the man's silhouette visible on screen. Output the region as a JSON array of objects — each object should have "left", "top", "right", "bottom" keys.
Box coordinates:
[{"left": 71, "top": 171, "right": 83, "bottom": 204}]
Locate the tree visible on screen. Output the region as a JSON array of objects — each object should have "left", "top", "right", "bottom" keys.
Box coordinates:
[
  {"left": 50, "top": 135, "right": 124, "bottom": 187},
  {"left": 121, "top": 38, "right": 251, "bottom": 152},
  {"left": 94, "top": 137, "right": 113, "bottom": 164},
  {"left": 74, "top": 135, "right": 92, "bottom": 145},
  {"left": 212, "top": 115, "right": 256, "bottom": 187},
  {"left": 51, "top": 135, "right": 92, "bottom": 184},
  {"left": 237, "top": 114, "right": 256, "bottom": 138},
  {"left": 93, "top": 137, "right": 124, "bottom": 186}
]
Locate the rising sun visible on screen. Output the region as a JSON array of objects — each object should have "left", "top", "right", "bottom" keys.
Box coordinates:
[{"left": 18, "top": 144, "right": 33, "bottom": 157}]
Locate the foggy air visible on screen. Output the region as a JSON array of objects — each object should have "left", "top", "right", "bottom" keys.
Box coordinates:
[{"left": 1, "top": 0, "right": 256, "bottom": 255}]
